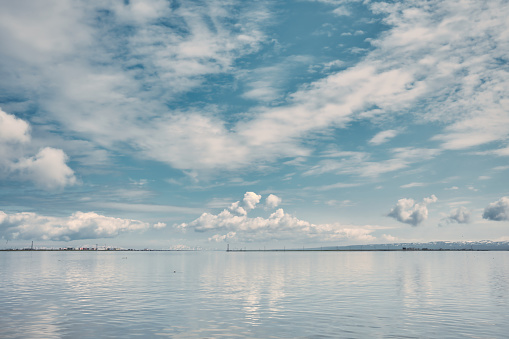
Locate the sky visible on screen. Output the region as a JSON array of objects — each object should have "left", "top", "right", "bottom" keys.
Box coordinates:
[{"left": 0, "top": 0, "right": 508, "bottom": 250}]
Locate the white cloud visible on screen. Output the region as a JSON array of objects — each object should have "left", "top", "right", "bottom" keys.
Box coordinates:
[
  {"left": 441, "top": 207, "right": 471, "bottom": 225},
  {"left": 228, "top": 201, "right": 247, "bottom": 216},
  {"left": 332, "top": 6, "right": 351, "bottom": 17},
  {"left": 423, "top": 195, "right": 438, "bottom": 204},
  {"left": 447, "top": 200, "right": 471, "bottom": 207},
  {"left": 432, "top": 112, "right": 509, "bottom": 151},
  {"left": 369, "top": 129, "right": 399, "bottom": 145},
  {"left": 0, "top": 0, "right": 92, "bottom": 62},
  {"left": 377, "top": 0, "right": 509, "bottom": 152},
  {"left": 305, "top": 147, "right": 439, "bottom": 178},
  {"left": 1, "top": 0, "right": 508, "bottom": 176},
  {"left": 321, "top": 59, "right": 344, "bottom": 72},
  {"left": 178, "top": 192, "right": 378, "bottom": 243},
  {"left": 0, "top": 109, "right": 76, "bottom": 190},
  {"left": 209, "top": 231, "right": 237, "bottom": 242},
  {"left": 313, "top": 182, "right": 363, "bottom": 191},
  {"left": 381, "top": 234, "right": 398, "bottom": 242},
  {"left": 265, "top": 194, "right": 282, "bottom": 209},
  {"left": 482, "top": 197, "right": 509, "bottom": 221},
  {"left": 153, "top": 222, "right": 167, "bottom": 229},
  {"left": 240, "top": 56, "right": 313, "bottom": 102},
  {"left": 325, "top": 200, "right": 353, "bottom": 207},
  {"left": 400, "top": 182, "right": 426, "bottom": 188},
  {"left": 387, "top": 194, "right": 437, "bottom": 226},
  {"left": 0, "top": 211, "right": 151, "bottom": 241},
  {"left": 320, "top": 0, "right": 509, "bottom": 154},
  {"left": 491, "top": 146, "right": 509, "bottom": 157},
  {"left": 0, "top": 108, "right": 30, "bottom": 143},
  {"left": 12, "top": 147, "right": 76, "bottom": 190},
  {"left": 0, "top": 0, "right": 272, "bottom": 172},
  {"left": 243, "top": 192, "right": 262, "bottom": 210},
  {"left": 93, "top": 202, "right": 203, "bottom": 214}
]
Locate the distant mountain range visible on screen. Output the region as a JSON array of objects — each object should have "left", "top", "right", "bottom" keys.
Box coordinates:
[{"left": 306, "top": 240, "right": 509, "bottom": 251}]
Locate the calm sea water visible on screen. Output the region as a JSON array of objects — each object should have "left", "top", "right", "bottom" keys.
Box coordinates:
[{"left": 0, "top": 251, "right": 508, "bottom": 338}]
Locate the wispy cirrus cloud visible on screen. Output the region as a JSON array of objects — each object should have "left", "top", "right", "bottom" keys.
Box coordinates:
[
  {"left": 93, "top": 202, "right": 204, "bottom": 215},
  {"left": 2, "top": 0, "right": 508, "bottom": 177},
  {"left": 304, "top": 147, "right": 439, "bottom": 178},
  {"left": 0, "top": 0, "right": 273, "bottom": 172},
  {"left": 369, "top": 129, "right": 400, "bottom": 145},
  {"left": 237, "top": 0, "right": 509, "bottom": 169},
  {"left": 240, "top": 55, "right": 314, "bottom": 102},
  {"left": 400, "top": 182, "right": 426, "bottom": 188}
]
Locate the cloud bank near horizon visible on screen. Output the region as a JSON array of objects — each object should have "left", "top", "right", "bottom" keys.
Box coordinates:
[
  {"left": 178, "top": 192, "right": 385, "bottom": 243},
  {"left": 0, "top": 210, "right": 165, "bottom": 241}
]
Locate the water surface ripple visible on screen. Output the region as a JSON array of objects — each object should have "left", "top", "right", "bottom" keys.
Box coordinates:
[{"left": 0, "top": 251, "right": 507, "bottom": 338}]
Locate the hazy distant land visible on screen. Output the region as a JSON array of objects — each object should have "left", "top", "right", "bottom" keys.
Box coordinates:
[
  {"left": 228, "top": 240, "right": 509, "bottom": 252},
  {"left": 2, "top": 240, "right": 509, "bottom": 252}
]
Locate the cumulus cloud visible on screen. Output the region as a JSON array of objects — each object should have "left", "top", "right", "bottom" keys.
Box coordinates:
[
  {"left": 441, "top": 207, "right": 471, "bottom": 225},
  {"left": 0, "top": 211, "right": 151, "bottom": 241},
  {"left": 265, "top": 194, "right": 282, "bottom": 209},
  {"left": 243, "top": 192, "right": 262, "bottom": 210},
  {"left": 225, "top": 191, "right": 262, "bottom": 216},
  {"left": 12, "top": 147, "right": 76, "bottom": 190},
  {"left": 209, "top": 232, "right": 237, "bottom": 243},
  {"left": 0, "top": 108, "right": 30, "bottom": 143},
  {"left": 482, "top": 197, "right": 509, "bottom": 221},
  {"left": 0, "top": 109, "right": 76, "bottom": 190},
  {"left": 178, "top": 192, "right": 378, "bottom": 243},
  {"left": 153, "top": 222, "right": 167, "bottom": 229},
  {"left": 387, "top": 195, "right": 438, "bottom": 226}
]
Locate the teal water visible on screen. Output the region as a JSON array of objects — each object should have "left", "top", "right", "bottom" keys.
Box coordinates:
[{"left": 1, "top": 251, "right": 508, "bottom": 338}]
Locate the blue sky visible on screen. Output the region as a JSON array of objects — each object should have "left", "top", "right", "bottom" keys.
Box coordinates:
[{"left": 1, "top": 0, "right": 508, "bottom": 249}]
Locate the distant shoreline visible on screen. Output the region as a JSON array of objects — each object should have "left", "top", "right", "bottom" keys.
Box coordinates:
[
  {"left": 0, "top": 249, "right": 193, "bottom": 252},
  {"left": 3, "top": 240, "right": 509, "bottom": 252},
  {"left": 1, "top": 248, "right": 508, "bottom": 252},
  {"left": 227, "top": 249, "right": 503, "bottom": 252}
]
